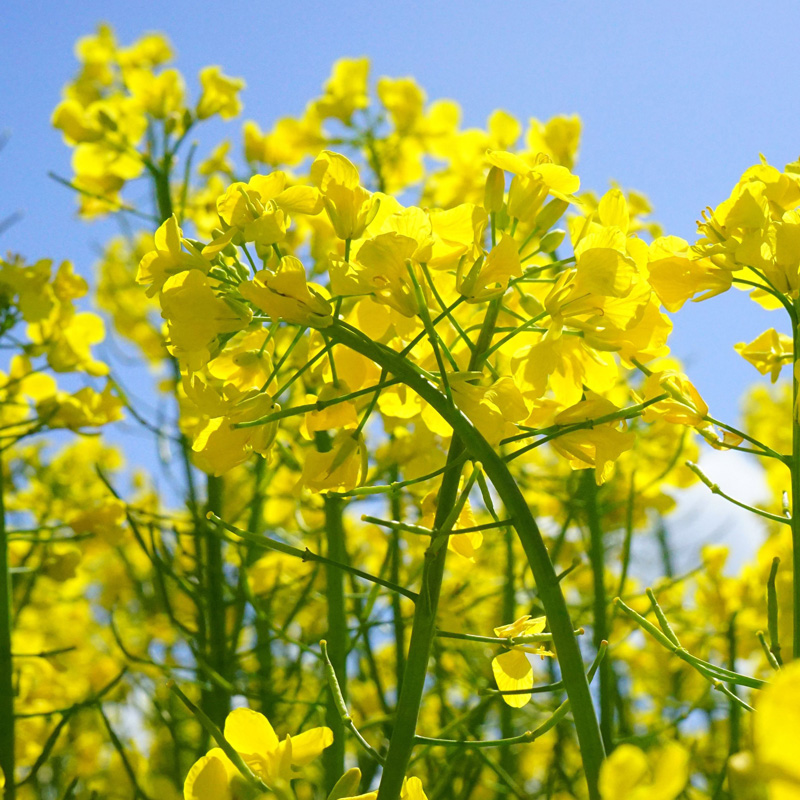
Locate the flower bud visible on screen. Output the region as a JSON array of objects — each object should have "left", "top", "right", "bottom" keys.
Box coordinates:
[
  {"left": 484, "top": 166, "right": 505, "bottom": 213},
  {"left": 534, "top": 198, "right": 569, "bottom": 233},
  {"left": 539, "top": 228, "right": 566, "bottom": 253}
]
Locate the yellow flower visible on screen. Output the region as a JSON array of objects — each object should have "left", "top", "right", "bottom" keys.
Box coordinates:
[
  {"left": 312, "top": 151, "right": 377, "bottom": 240},
  {"left": 457, "top": 233, "right": 521, "bottom": 303},
  {"left": 183, "top": 707, "right": 332, "bottom": 799},
  {"left": 525, "top": 114, "right": 582, "bottom": 169},
  {"left": 550, "top": 392, "right": 635, "bottom": 484},
  {"left": 331, "top": 232, "right": 420, "bottom": 317},
  {"left": 160, "top": 270, "right": 252, "bottom": 370},
  {"left": 401, "top": 777, "right": 430, "bottom": 800},
  {"left": 487, "top": 149, "right": 580, "bottom": 221},
  {"left": 240, "top": 256, "right": 332, "bottom": 327},
  {"left": 37, "top": 383, "right": 123, "bottom": 430},
  {"left": 243, "top": 115, "right": 324, "bottom": 168},
  {"left": 195, "top": 66, "right": 245, "bottom": 120},
  {"left": 126, "top": 67, "right": 186, "bottom": 119},
  {"left": 378, "top": 76, "right": 426, "bottom": 134},
  {"left": 31, "top": 309, "right": 109, "bottom": 377},
  {"left": 312, "top": 57, "right": 370, "bottom": 123},
  {"left": 192, "top": 391, "right": 279, "bottom": 476},
  {"left": 735, "top": 328, "right": 794, "bottom": 383},
  {"left": 640, "top": 370, "right": 709, "bottom": 428},
  {"left": 300, "top": 430, "right": 367, "bottom": 493},
  {"left": 598, "top": 742, "right": 689, "bottom": 800},
  {"left": 304, "top": 381, "right": 359, "bottom": 435},
  {"left": 211, "top": 172, "right": 323, "bottom": 252},
  {"left": 490, "top": 616, "right": 553, "bottom": 708},
  {"left": 647, "top": 235, "right": 730, "bottom": 311},
  {"left": 752, "top": 659, "right": 800, "bottom": 797},
  {"left": 137, "top": 215, "right": 210, "bottom": 296}
]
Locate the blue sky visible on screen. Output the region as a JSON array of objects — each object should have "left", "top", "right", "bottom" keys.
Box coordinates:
[{"left": 2, "top": 0, "right": 797, "bottom": 427}]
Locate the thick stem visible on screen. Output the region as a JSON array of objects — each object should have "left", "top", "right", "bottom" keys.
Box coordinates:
[
  {"left": 581, "top": 470, "right": 613, "bottom": 753},
  {"left": 0, "top": 456, "right": 15, "bottom": 799},
  {"left": 378, "top": 444, "right": 466, "bottom": 799},
  {"left": 205, "top": 475, "right": 230, "bottom": 728},
  {"left": 377, "top": 300, "right": 501, "bottom": 800},
  {"left": 323, "top": 494, "right": 348, "bottom": 791},
  {"left": 329, "top": 321, "right": 604, "bottom": 800}
]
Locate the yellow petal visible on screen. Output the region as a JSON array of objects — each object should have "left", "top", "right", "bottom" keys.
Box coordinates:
[
  {"left": 289, "top": 726, "right": 334, "bottom": 766},
  {"left": 401, "top": 777, "right": 430, "bottom": 800},
  {"left": 183, "top": 750, "right": 234, "bottom": 800},
  {"left": 491, "top": 650, "right": 533, "bottom": 708},
  {"left": 223, "top": 707, "right": 279, "bottom": 756},
  {"left": 598, "top": 744, "right": 650, "bottom": 800},
  {"left": 755, "top": 660, "right": 800, "bottom": 786},
  {"left": 649, "top": 742, "right": 690, "bottom": 800}
]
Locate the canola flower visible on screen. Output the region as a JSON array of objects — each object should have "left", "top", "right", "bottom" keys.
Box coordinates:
[{"left": 184, "top": 707, "right": 333, "bottom": 799}]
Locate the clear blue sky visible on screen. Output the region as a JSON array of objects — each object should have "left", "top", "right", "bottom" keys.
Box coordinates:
[{"left": 1, "top": 1, "right": 797, "bottom": 424}]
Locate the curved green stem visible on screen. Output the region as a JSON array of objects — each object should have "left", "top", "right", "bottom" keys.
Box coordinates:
[
  {"left": 327, "top": 320, "right": 605, "bottom": 800},
  {"left": 323, "top": 494, "right": 347, "bottom": 791}
]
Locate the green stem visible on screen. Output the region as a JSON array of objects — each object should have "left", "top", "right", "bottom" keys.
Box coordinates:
[
  {"left": 727, "top": 613, "right": 740, "bottom": 754},
  {"left": 321, "top": 640, "right": 384, "bottom": 765},
  {"left": 323, "top": 494, "right": 348, "bottom": 791},
  {"left": 329, "top": 319, "right": 605, "bottom": 800},
  {"left": 0, "top": 455, "right": 15, "bottom": 799},
  {"left": 389, "top": 468, "right": 406, "bottom": 697},
  {"left": 416, "top": 642, "right": 606, "bottom": 750},
  {"left": 500, "top": 525, "right": 516, "bottom": 788},
  {"left": 209, "top": 514, "right": 417, "bottom": 601},
  {"left": 204, "top": 476, "right": 230, "bottom": 729},
  {"left": 767, "top": 557, "right": 783, "bottom": 666},
  {"left": 687, "top": 461, "right": 790, "bottom": 526},
  {"left": 581, "top": 471, "right": 613, "bottom": 753},
  {"left": 376, "top": 300, "right": 501, "bottom": 800},
  {"left": 757, "top": 631, "right": 781, "bottom": 671},
  {"left": 792, "top": 299, "right": 800, "bottom": 658},
  {"left": 378, "top": 443, "right": 466, "bottom": 799},
  {"left": 615, "top": 598, "right": 766, "bottom": 690}
]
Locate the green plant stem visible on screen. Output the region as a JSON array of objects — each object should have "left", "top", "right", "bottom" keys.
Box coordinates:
[
  {"left": 204, "top": 476, "right": 230, "bottom": 729},
  {"left": 435, "top": 630, "right": 571, "bottom": 646},
  {"left": 792, "top": 298, "right": 800, "bottom": 658},
  {"left": 323, "top": 495, "right": 347, "bottom": 791},
  {"left": 615, "top": 597, "right": 766, "bottom": 690},
  {"left": 416, "top": 642, "right": 607, "bottom": 750},
  {"left": 328, "top": 318, "right": 605, "bottom": 800},
  {"left": 0, "top": 455, "right": 15, "bottom": 799},
  {"left": 389, "top": 468, "right": 406, "bottom": 697},
  {"left": 687, "top": 461, "right": 789, "bottom": 525},
  {"left": 321, "top": 640, "right": 384, "bottom": 765},
  {"left": 581, "top": 470, "right": 613, "bottom": 753},
  {"left": 208, "top": 514, "right": 417, "bottom": 601},
  {"left": 378, "top": 442, "right": 466, "bottom": 798},
  {"left": 375, "top": 299, "right": 501, "bottom": 800},
  {"left": 756, "top": 631, "right": 781, "bottom": 670},
  {"left": 727, "top": 613, "right": 740, "bottom": 754},
  {"left": 767, "top": 557, "right": 783, "bottom": 666},
  {"left": 500, "top": 525, "right": 516, "bottom": 789}
]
